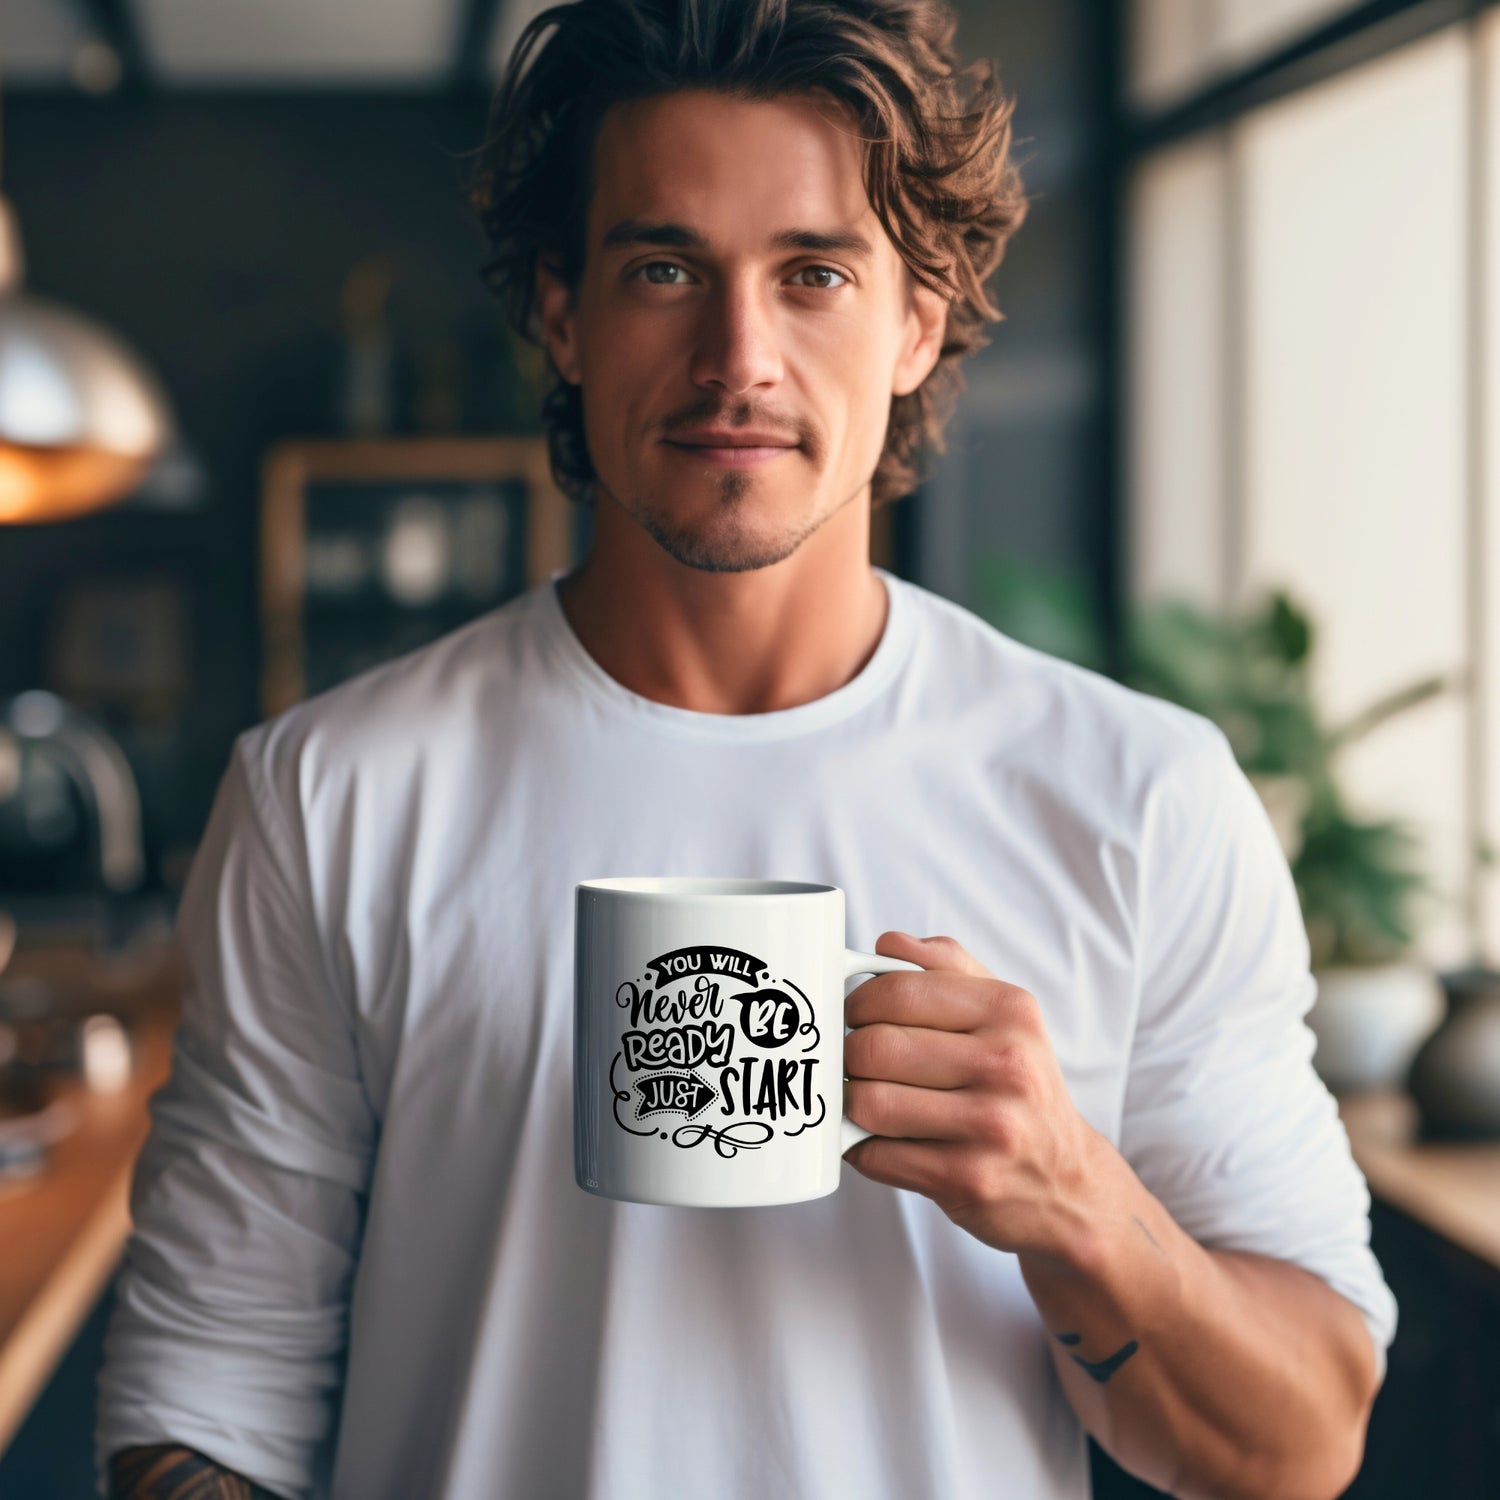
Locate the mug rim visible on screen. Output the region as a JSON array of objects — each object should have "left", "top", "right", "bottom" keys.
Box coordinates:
[{"left": 577, "top": 876, "right": 838, "bottom": 899}]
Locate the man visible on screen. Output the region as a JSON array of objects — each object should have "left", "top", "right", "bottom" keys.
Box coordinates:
[{"left": 99, "top": 2, "right": 1394, "bottom": 1497}]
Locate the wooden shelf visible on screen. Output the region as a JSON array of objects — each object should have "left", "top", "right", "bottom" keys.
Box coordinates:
[
  {"left": 0, "top": 1006, "right": 177, "bottom": 1453},
  {"left": 1340, "top": 1090, "right": 1500, "bottom": 1272}
]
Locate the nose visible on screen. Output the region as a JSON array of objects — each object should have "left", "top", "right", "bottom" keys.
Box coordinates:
[{"left": 688, "top": 276, "right": 784, "bottom": 395}]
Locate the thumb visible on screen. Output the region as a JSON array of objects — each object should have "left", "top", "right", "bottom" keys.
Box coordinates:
[{"left": 874, "top": 930, "right": 995, "bottom": 979}]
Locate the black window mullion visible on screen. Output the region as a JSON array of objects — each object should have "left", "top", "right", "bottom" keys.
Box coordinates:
[{"left": 1125, "top": 0, "right": 1496, "bottom": 156}]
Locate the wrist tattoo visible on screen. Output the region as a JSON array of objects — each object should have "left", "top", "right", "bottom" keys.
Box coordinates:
[
  {"left": 1132, "top": 1215, "right": 1167, "bottom": 1259},
  {"left": 1055, "top": 1332, "right": 1141, "bottom": 1384},
  {"left": 110, "top": 1445, "right": 280, "bottom": 1499}
]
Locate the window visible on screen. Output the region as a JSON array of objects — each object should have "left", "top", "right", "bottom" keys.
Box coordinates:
[
  {"left": 1127, "top": 13, "right": 1496, "bottom": 966},
  {"left": 1127, "top": 135, "right": 1230, "bottom": 606}
]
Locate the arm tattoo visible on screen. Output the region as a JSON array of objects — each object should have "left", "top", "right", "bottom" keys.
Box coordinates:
[
  {"left": 1055, "top": 1332, "right": 1141, "bottom": 1385},
  {"left": 1132, "top": 1215, "right": 1167, "bottom": 1259},
  {"left": 110, "top": 1445, "right": 282, "bottom": 1499}
]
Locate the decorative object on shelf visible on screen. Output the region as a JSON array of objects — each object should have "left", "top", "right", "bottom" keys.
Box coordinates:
[
  {"left": 1307, "top": 963, "right": 1444, "bottom": 1095},
  {"left": 0, "top": 690, "right": 146, "bottom": 898},
  {"left": 0, "top": 925, "right": 178, "bottom": 1183},
  {"left": 49, "top": 579, "right": 191, "bottom": 730},
  {"left": 260, "top": 437, "right": 576, "bottom": 715},
  {"left": 0, "top": 982, "right": 141, "bottom": 1184},
  {"left": 1407, "top": 967, "right": 1500, "bottom": 1140},
  {"left": 380, "top": 494, "right": 453, "bottom": 606},
  {"left": 1294, "top": 806, "right": 1447, "bottom": 1092},
  {"left": 0, "top": 1086, "right": 72, "bottom": 1183},
  {"left": 0, "top": 75, "right": 176, "bottom": 523},
  {"left": 339, "top": 256, "right": 397, "bottom": 438},
  {"left": 413, "top": 336, "right": 465, "bottom": 434}
]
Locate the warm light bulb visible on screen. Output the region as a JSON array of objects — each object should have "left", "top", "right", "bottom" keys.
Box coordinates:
[{"left": 0, "top": 442, "right": 150, "bottom": 523}]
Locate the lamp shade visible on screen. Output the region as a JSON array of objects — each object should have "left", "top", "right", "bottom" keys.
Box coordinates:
[{"left": 0, "top": 197, "right": 175, "bottom": 524}]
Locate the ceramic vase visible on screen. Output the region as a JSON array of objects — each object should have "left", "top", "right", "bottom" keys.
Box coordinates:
[
  {"left": 1408, "top": 967, "right": 1500, "bottom": 1140},
  {"left": 1307, "top": 963, "right": 1443, "bottom": 1094}
]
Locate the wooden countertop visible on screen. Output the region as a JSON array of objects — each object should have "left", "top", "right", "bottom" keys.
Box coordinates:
[
  {"left": 0, "top": 955, "right": 179, "bottom": 1455},
  {"left": 1340, "top": 1090, "right": 1500, "bottom": 1270}
]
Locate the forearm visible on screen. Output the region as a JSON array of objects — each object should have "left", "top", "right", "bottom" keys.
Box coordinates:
[
  {"left": 1019, "top": 1136, "right": 1379, "bottom": 1500},
  {"left": 109, "top": 1445, "right": 284, "bottom": 1499}
]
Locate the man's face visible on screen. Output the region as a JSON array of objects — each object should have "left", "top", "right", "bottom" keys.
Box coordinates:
[{"left": 536, "top": 88, "right": 948, "bottom": 573}]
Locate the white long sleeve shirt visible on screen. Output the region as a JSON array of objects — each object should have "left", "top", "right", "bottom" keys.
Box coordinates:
[{"left": 96, "top": 567, "right": 1396, "bottom": 1499}]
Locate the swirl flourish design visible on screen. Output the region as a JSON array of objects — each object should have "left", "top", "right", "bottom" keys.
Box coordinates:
[
  {"left": 783, "top": 977, "right": 821, "bottom": 1052},
  {"left": 782, "top": 1091, "right": 827, "bottom": 1136},
  {"left": 610, "top": 1050, "right": 659, "bottom": 1137},
  {"left": 671, "top": 1119, "right": 776, "bottom": 1157}
]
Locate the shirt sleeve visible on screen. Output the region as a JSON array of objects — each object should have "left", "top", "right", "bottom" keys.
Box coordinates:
[
  {"left": 1119, "top": 723, "right": 1398, "bottom": 1381},
  {"left": 95, "top": 730, "right": 377, "bottom": 1499}
]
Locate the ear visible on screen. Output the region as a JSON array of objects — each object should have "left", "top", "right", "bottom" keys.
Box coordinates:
[
  {"left": 535, "top": 255, "right": 582, "bottom": 386},
  {"left": 891, "top": 278, "right": 950, "bottom": 399}
]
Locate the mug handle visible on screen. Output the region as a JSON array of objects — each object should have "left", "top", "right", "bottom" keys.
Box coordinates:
[{"left": 840, "top": 948, "right": 924, "bottom": 1155}]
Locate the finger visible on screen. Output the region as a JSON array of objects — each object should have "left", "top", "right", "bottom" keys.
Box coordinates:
[
  {"left": 844, "top": 1076, "right": 992, "bottom": 1142},
  {"left": 843, "top": 1138, "right": 1001, "bottom": 1228},
  {"left": 874, "top": 931, "right": 995, "bottom": 980},
  {"left": 845, "top": 968, "right": 996, "bottom": 1032},
  {"left": 844, "top": 1022, "right": 991, "bottom": 1091},
  {"left": 840, "top": 1135, "right": 959, "bottom": 1201}
]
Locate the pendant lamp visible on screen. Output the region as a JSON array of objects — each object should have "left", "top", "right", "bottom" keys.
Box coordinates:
[{"left": 0, "top": 81, "right": 175, "bottom": 524}]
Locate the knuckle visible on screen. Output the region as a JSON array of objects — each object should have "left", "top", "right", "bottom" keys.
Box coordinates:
[
  {"left": 842, "top": 1077, "right": 865, "bottom": 1123},
  {"left": 952, "top": 1147, "right": 1004, "bottom": 1206},
  {"left": 971, "top": 1096, "right": 1016, "bottom": 1153},
  {"left": 843, "top": 1028, "right": 868, "bottom": 1073},
  {"left": 978, "top": 1042, "right": 1036, "bottom": 1097},
  {"left": 867, "top": 1021, "right": 908, "bottom": 1069},
  {"left": 872, "top": 1080, "right": 906, "bottom": 1129},
  {"left": 974, "top": 1155, "right": 1008, "bottom": 1204},
  {"left": 884, "top": 971, "right": 923, "bottom": 1012},
  {"left": 931, "top": 1159, "right": 969, "bottom": 1210},
  {"left": 1002, "top": 984, "right": 1042, "bottom": 1027},
  {"left": 927, "top": 935, "right": 989, "bottom": 978},
  {"left": 845, "top": 1021, "right": 896, "bottom": 1074},
  {"left": 846, "top": 1077, "right": 893, "bottom": 1129},
  {"left": 980, "top": 980, "right": 1042, "bottom": 1033}
]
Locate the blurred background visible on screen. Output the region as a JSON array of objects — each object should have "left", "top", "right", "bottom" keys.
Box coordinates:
[{"left": 1, "top": 0, "right": 1498, "bottom": 1495}]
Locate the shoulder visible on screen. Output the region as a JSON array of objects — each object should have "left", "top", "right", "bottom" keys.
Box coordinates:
[
  {"left": 895, "top": 577, "right": 1235, "bottom": 820},
  {"left": 231, "top": 586, "right": 544, "bottom": 832}
]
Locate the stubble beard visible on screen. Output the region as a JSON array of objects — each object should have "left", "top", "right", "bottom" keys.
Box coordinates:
[{"left": 602, "top": 468, "right": 846, "bottom": 574}]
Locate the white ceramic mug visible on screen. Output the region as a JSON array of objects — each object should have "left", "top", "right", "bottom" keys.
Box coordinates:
[{"left": 574, "top": 876, "right": 921, "bottom": 1207}]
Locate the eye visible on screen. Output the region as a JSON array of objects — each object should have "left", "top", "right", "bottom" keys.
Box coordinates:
[
  {"left": 791, "top": 265, "right": 848, "bottom": 290},
  {"left": 636, "top": 261, "right": 692, "bottom": 285}
]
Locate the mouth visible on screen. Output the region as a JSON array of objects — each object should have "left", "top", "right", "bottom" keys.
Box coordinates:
[{"left": 662, "top": 440, "right": 799, "bottom": 469}]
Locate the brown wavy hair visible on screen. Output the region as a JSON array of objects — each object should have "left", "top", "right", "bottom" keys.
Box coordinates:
[{"left": 468, "top": 0, "right": 1028, "bottom": 508}]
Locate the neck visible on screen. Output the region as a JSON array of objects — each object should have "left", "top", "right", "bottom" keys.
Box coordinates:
[{"left": 554, "top": 486, "right": 889, "bottom": 716}]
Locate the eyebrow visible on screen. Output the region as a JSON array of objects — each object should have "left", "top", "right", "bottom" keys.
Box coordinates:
[{"left": 600, "top": 218, "right": 875, "bottom": 260}]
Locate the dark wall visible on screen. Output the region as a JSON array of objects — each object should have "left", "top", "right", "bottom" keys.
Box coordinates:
[
  {"left": 1, "top": 90, "right": 533, "bottom": 874},
  {"left": 924, "top": 0, "right": 1116, "bottom": 664}
]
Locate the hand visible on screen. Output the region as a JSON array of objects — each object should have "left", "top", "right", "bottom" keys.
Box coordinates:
[{"left": 842, "top": 931, "right": 1106, "bottom": 1258}]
